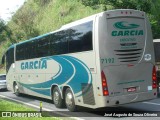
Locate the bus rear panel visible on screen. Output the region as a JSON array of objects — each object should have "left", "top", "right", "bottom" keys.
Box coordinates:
[{"left": 97, "top": 9, "right": 157, "bottom": 107}]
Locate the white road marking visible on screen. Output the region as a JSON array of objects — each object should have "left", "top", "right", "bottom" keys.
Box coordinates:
[
  {"left": 0, "top": 94, "right": 84, "bottom": 120},
  {"left": 143, "top": 102, "right": 160, "bottom": 106}
]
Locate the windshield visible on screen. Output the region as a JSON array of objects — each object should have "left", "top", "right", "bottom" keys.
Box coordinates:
[{"left": 0, "top": 75, "right": 6, "bottom": 80}]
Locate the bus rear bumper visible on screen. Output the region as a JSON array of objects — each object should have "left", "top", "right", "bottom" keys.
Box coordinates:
[{"left": 99, "top": 91, "right": 157, "bottom": 108}]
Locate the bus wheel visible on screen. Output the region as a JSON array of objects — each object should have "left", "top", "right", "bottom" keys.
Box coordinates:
[
  {"left": 52, "top": 87, "right": 64, "bottom": 108},
  {"left": 65, "top": 88, "right": 77, "bottom": 112},
  {"left": 13, "top": 83, "right": 20, "bottom": 96}
]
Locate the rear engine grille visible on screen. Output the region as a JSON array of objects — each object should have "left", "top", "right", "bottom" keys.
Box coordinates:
[{"left": 114, "top": 49, "right": 142, "bottom": 63}]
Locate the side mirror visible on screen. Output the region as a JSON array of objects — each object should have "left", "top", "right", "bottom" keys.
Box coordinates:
[{"left": 1, "top": 54, "right": 5, "bottom": 65}]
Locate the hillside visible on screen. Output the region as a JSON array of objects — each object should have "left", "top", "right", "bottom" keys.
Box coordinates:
[{"left": 0, "top": 0, "right": 107, "bottom": 73}]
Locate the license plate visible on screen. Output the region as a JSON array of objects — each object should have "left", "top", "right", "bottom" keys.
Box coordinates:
[{"left": 127, "top": 87, "right": 136, "bottom": 92}]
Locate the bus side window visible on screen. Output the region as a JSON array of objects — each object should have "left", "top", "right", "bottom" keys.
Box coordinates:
[
  {"left": 24, "top": 42, "right": 30, "bottom": 60},
  {"left": 69, "top": 21, "right": 93, "bottom": 53},
  {"left": 6, "top": 47, "right": 14, "bottom": 73},
  {"left": 30, "top": 40, "right": 37, "bottom": 59},
  {"left": 37, "top": 36, "right": 50, "bottom": 57},
  {"left": 50, "top": 30, "right": 69, "bottom": 55}
]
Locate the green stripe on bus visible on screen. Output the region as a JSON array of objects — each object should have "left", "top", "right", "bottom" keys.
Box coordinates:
[{"left": 117, "top": 80, "right": 145, "bottom": 85}]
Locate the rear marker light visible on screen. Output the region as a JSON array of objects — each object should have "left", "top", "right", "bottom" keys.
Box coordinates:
[
  {"left": 152, "top": 66, "right": 157, "bottom": 89},
  {"left": 121, "top": 11, "right": 132, "bottom": 14},
  {"left": 102, "top": 83, "right": 106, "bottom": 86},
  {"left": 104, "top": 91, "right": 108, "bottom": 96},
  {"left": 101, "top": 71, "right": 109, "bottom": 96}
]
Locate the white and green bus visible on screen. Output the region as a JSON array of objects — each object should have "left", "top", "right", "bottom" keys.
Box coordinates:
[{"left": 3, "top": 9, "right": 157, "bottom": 111}]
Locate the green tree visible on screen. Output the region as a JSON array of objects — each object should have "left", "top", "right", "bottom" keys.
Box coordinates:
[
  {"left": 12, "top": 6, "right": 39, "bottom": 39},
  {"left": 0, "top": 19, "right": 7, "bottom": 43},
  {"left": 0, "top": 19, "right": 15, "bottom": 44},
  {"left": 81, "top": 0, "right": 160, "bottom": 39}
]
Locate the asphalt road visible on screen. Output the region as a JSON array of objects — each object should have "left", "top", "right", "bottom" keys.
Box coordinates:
[{"left": 0, "top": 89, "right": 160, "bottom": 120}]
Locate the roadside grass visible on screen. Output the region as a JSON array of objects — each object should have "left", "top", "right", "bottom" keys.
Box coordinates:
[
  {"left": 0, "top": 98, "right": 35, "bottom": 111},
  {"left": 0, "top": 99, "right": 61, "bottom": 120}
]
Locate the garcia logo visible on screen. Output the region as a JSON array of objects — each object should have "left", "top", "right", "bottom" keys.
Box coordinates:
[
  {"left": 114, "top": 21, "right": 139, "bottom": 29},
  {"left": 21, "top": 60, "right": 47, "bottom": 70},
  {"left": 112, "top": 21, "right": 143, "bottom": 36}
]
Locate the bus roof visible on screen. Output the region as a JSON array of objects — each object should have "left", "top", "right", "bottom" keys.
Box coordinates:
[
  {"left": 15, "top": 9, "right": 144, "bottom": 46},
  {"left": 60, "top": 9, "right": 144, "bottom": 30},
  {"left": 60, "top": 14, "right": 97, "bottom": 30}
]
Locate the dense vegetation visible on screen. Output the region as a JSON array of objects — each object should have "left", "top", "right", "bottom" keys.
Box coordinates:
[
  {"left": 0, "top": 0, "right": 160, "bottom": 73},
  {"left": 81, "top": 0, "right": 160, "bottom": 38}
]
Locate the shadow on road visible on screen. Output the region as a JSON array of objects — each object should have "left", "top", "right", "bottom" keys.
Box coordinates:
[
  {"left": 1, "top": 90, "right": 159, "bottom": 117},
  {"left": 20, "top": 94, "right": 53, "bottom": 103}
]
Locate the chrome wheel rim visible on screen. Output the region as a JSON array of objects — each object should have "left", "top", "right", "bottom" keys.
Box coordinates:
[
  {"left": 66, "top": 92, "right": 73, "bottom": 107},
  {"left": 54, "top": 91, "right": 59, "bottom": 105}
]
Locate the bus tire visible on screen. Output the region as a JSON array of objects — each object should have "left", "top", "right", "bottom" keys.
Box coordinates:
[
  {"left": 52, "top": 87, "right": 64, "bottom": 108},
  {"left": 65, "top": 88, "right": 77, "bottom": 112},
  {"left": 13, "top": 82, "right": 20, "bottom": 96}
]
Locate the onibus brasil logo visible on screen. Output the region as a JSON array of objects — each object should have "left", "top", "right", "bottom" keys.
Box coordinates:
[{"left": 112, "top": 21, "right": 143, "bottom": 36}]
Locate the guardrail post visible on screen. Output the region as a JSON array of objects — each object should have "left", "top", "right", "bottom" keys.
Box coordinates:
[{"left": 40, "top": 101, "right": 42, "bottom": 112}]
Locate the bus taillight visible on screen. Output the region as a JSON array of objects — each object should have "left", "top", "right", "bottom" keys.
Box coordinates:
[
  {"left": 101, "top": 71, "right": 109, "bottom": 96},
  {"left": 152, "top": 66, "right": 157, "bottom": 89}
]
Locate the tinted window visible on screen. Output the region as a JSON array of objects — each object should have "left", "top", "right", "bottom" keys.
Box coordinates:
[
  {"left": 28, "top": 40, "right": 37, "bottom": 59},
  {"left": 0, "top": 75, "right": 6, "bottom": 80},
  {"left": 16, "top": 44, "right": 25, "bottom": 60},
  {"left": 24, "top": 42, "right": 32, "bottom": 60},
  {"left": 15, "top": 21, "right": 93, "bottom": 60},
  {"left": 16, "top": 40, "right": 38, "bottom": 61},
  {"left": 50, "top": 30, "right": 69, "bottom": 55},
  {"left": 69, "top": 21, "right": 93, "bottom": 53},
  {"left": 6, "top": 47, "right": 14, "bottom": 73},
  {"left": 37, "top": 36, "right": 50, "bottom": 57}
]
